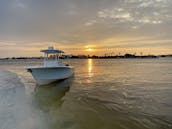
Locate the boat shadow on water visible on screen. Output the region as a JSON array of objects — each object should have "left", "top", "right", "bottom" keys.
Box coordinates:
[{"left": 33, "top": 77, "right": 74, "bottom": 111}]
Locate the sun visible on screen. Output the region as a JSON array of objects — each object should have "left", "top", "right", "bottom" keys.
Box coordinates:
[
  {"left": 85, "top": 45, "right": 95, "bottom": 52},
  {"left": 87, "top": 48, "right": 93, "bottom": 51}
]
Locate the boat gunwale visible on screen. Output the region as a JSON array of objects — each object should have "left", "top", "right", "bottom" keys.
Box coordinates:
[{"left": 25, "top": 66, "right": 74, "bottom": 69}]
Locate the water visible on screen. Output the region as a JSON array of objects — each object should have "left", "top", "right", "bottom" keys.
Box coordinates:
[{"left": 0, "top": 58, "right": 172, "bottom": 129}]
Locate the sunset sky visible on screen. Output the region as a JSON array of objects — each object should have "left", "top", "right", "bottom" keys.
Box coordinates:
[{"left": 0, "top": 0, "right": 172, "bottom": 57}]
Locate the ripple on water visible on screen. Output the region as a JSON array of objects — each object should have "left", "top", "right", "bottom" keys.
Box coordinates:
[{"left": 0, "top": 59, "right": 172, "bottom": 129}]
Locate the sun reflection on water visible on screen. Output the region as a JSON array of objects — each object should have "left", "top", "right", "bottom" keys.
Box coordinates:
[{"left": 88, "top": 59, "right": 93, "bottom": 78}]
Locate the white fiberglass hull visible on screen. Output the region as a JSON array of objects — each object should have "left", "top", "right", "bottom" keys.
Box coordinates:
[{"left": 27, "top": 66, "right": 74, "bottom": 85}]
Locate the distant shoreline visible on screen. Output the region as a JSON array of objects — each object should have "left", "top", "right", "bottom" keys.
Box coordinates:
[{"left": 0, "top": 54, "right": 172, "bottom": 60}]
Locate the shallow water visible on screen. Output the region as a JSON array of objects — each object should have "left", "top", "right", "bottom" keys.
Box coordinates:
[{"left": 0, "top": 58, "right": 172, "bottom": 129}]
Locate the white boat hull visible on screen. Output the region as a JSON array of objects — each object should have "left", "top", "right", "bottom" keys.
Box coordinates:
[{"left": 27, "top": 66, "right": 74, "bottom": 85}]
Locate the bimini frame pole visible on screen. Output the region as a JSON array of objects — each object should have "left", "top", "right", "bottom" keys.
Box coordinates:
[{"left": 55, "top": 53, "right": 58, "bottom": 61}]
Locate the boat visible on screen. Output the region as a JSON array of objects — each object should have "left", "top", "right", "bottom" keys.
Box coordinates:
[{"left": 26, "top": 46, "right": 74, "bottom": 85}]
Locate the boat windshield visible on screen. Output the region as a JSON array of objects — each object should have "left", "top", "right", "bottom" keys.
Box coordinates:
[{"left": 45, "top": 54, "right": 57, "bottom": 60}]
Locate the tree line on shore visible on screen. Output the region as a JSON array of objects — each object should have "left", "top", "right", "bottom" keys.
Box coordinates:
[{"left": 0, "top": 53, "right": 172, "bottom": 60}]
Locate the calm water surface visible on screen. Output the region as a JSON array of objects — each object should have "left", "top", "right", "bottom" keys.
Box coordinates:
[{"left": 0, "top": 59, "right": 172, "bottom": 129}]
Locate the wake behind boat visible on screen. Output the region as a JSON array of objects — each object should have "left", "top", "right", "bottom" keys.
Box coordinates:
[{"left": 26, "top": 46, "right": 74, "bottom": 85}]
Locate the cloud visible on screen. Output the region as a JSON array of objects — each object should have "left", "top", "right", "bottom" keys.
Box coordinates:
[
  {"left": 14, "top": 0, "right": 26, "bottom": 9},
  {"left": 84, "top": 20, "right": 97, "bottom": 26},
  {"left": 0, "top": 0, "right": 172, "bottom": 56},
  {"left": 98, "top": 9, "right": 131, "bottom": 20},
  {"left": 96, "top": 5, "right": 169, "bottom": 25}
]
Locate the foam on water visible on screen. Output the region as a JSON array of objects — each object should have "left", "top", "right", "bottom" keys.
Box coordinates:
[{"left": 0, "top": 70, "right": 48, "bottom": 129}]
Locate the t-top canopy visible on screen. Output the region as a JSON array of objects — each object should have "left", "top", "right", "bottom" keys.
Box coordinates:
[{"left": 40, "top": 46, "right": 64, "bottom": 54}]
